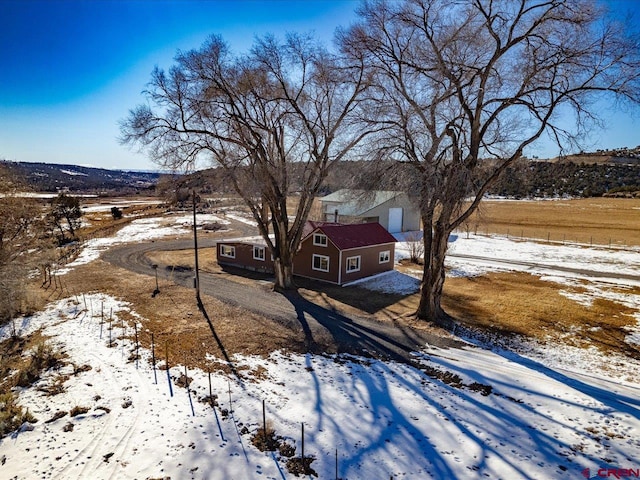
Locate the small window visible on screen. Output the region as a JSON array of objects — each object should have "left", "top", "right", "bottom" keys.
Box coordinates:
[
  {"left": 312, "top": 254, "right": 330, "bottom": 272},
  {"left": 313, "top": 233, "right": 328, "bottom": 246},
  {"left": 346, "top": 256, "right": 361, "bottom": 273},
  {"left": 379, "top": 250, "right": 390, "bottom": 263},
  {"left": 253, "top": 246, "right": 265, "bottom": 261},
  {"left": 220, "top": 245, "right": 235, "bottom": 258}
]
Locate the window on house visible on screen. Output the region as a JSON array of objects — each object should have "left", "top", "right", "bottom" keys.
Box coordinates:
[
  {"left": 220, "top": 245, "right": 235, "bottom": 258},
  {"left": 313, "top": 233, "right": 328, "bottom": 246},
  {"left": 312, "top": 254, "right": 330, "bottom": 272},
  {"left": 379, "top": 250, "right": 390, "bottom": 263},
  {"left": 253, "top": 246, "right": 265, "bottom": 261},
  {"left": 346, "top": 256, "right": 361, "bottom": 273}
]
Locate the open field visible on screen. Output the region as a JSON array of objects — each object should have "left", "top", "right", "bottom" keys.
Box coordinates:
[{"left": 465, "top": 197, "right": 640, "bottom": 247}]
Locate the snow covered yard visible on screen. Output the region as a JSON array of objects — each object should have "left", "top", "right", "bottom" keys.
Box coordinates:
[{"left": 1, "top": 294, "right": 639, "bottom": 479}]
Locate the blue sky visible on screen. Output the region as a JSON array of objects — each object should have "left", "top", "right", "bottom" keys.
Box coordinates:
[{"left": 0, "top": 0, "right": 639, "bottom": 171}]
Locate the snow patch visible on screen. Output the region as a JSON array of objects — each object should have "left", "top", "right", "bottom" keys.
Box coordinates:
[{"left": 2, "top": 294, "right": 640, "bottom": 479}]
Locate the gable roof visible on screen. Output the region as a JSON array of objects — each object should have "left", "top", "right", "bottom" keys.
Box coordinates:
[
  {"left": 303, "top": 221, "right": 396, "bottom": 250},
  {"left": 318, "top": 189, "right": 404, "bottom": 216}
]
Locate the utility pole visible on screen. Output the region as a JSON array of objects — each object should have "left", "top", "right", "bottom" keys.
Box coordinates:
[
  {"left": 152, "top": 264, "right": 160, "bottom": 296},
  {"left": 192, "top": 190, "right": 201, "bottom": 305}
]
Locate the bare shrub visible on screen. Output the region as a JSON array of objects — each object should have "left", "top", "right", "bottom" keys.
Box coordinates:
[
  {"left": 37, "top": 374, "right": 69, "bottom": 396},
  {"left": 250, "top": 420, "right": 280, "bottom": 452},
  {"left": 69, "top": 406, "right": 90, "bottom": 417},
  {"left": 16, "top": 342, "right": 67, "bottom": 387},
  {"left": 404, "top": 231, "right": 424, "bottom": 264},
  {"left": 286, "top": 456, "right": 317, "bottom": 477},
  {"left": 0, "top": 392, "right": 37, "bottom": 438}
]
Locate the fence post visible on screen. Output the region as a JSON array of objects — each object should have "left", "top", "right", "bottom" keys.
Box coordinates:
[
  {"left": 151, "top": 333, "right": 157, "bottom": 384},
  {"left": 208, "top": 372, "right": 213, "bottom": 407},
  {"left": 134, "top": 323, "right": 139, "bottom": 369},
  {"left": 166, "top": 342, "right": 173, "bottom": 397},
  {"left": 185, "top": 363, "right": 195, "bottom": 416},
  {"left": 263, "top": 399, "right": 267, "bottom": 443}
]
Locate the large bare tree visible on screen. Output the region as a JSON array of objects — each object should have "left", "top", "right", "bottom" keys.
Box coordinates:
[
  {"left": 341, "top": 0, "right": 640, "bottom": 323},
  {"left": 122, "top": 34, "right": 372, "bottom": 290}
]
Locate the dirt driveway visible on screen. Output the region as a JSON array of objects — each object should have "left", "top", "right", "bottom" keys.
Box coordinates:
[{"left": 101, "top": 231, "right": 464, "bottom": 363}]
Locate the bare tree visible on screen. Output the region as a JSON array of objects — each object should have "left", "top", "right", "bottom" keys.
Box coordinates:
[
  {"left": 49, "top": 193, "right": 82, "bottom": 243},
  {"left": 121, "top": 34, "right": 373, "bottom": 290},
  {"left": 341, "top": 0, "right": 640, "bottom": 323},
  {"left": 0, "top": 164, "right": 51, "bottom": 325}
]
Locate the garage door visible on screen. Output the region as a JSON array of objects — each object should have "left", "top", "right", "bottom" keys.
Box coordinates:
[{"left": 388, "top": 207, "right": 403, "bottom": 233}]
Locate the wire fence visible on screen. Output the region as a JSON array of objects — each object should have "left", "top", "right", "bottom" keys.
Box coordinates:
[
  {"left": 37, "top": 294, "right": 405, "bottom": 480},
  {"left": 456, "top": 226, "right": 640, "bottom": 252}
]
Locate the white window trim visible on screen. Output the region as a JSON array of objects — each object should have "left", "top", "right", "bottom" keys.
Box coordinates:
[
  {"left": 220, "top": 245, "right": 236, "bottom": 258},
  {"left": 253, "top": 246, "right": 265, "bottom": 261},
  {"left": 346, "top": 255, "right": 361, "bottom": 273},
  {"left": 379, "top": 250, "right": 391, "bottom": 264},
  {"left": 312, "top": 254, "right": 330, "bottom": 272},
  {"left": 313, "top": 233, "right": 328, "bottom": 247}
]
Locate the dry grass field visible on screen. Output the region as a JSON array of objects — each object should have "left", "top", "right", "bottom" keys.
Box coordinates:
[{"left": 465, "top": 197, "right": 640, "bottom": 247}]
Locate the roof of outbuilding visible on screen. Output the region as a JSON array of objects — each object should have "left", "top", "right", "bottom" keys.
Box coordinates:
[
  {"left": 318, "top": 189, "right": 404, "bottom": 216},
  {"left": 303, "top": 221, "right": 396, "bottom": 250}
]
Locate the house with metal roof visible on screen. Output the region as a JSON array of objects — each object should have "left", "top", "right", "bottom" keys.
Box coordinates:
[
  {"left": 216, "top": 221, "right": 396, "bottom": 285},
  {"left": 318, "top": 189, "right": 420, "bottom": 234}
]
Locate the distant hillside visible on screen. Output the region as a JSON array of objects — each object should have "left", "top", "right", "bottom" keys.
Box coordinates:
[
  {"left": 489, "top": 159, "right": 640, "bottom": 198},
  {"left": 182, "top": 154, "right": 640, "bottom": 200},
  {"left": 2, "top": 161, "right": 159, "bottom": 194},
  {"left": 315, "top": 151, "right": 640, "bottom": 199},
  {"left": 548, "top": 145, "right": 640, "bottom": 165}
]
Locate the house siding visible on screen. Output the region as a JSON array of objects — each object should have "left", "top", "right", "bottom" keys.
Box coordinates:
[
  {"left": 216, "top": 242, "right": 274, "bottom": 274},
  {"left": 293, "top": 235, "right": 341, "bottom": 284},
  {"left": 340, "top": 243, "right": 396, "bottom": 284}
]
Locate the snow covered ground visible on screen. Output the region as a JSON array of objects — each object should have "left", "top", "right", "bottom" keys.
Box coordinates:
[
  {"left": 3, "top": 216, "right": 640, "bottom": 478},
  {"left": 57, "top": 213, "right": 230, "bottom": 275},
  {"left": 2, "top": 294, "right": 639, "bottom": 479}
]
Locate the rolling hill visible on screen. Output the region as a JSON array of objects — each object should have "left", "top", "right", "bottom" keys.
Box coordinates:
[{"left": 1, "top": 161, "right": 160, "bottom": 194}]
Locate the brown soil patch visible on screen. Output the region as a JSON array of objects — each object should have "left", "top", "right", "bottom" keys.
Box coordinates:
[{"left": 57, "top": 259, "right": 315, "bottom": 374}]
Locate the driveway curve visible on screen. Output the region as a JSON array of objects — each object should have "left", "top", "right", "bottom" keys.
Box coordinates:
[{"left": 101, "top": 230, "right": 464, "bottom": 363}]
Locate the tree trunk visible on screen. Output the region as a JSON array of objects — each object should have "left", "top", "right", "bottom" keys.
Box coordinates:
[
  {"left": 273, "top": 257, "right": 296, "bottom": 291},
  {"left": 271, "top": 220, "right": 297, "bottom": 292},
  {"left": 416, "top": 222, "right": 452, "bottom": 328}
]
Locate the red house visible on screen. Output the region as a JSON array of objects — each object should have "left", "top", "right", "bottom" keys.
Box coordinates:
[{"left": 216, "top": 221, "right": 396, "bottom": 285}]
